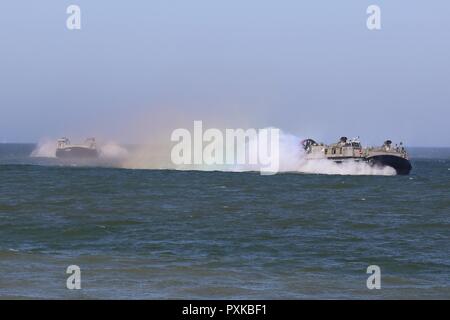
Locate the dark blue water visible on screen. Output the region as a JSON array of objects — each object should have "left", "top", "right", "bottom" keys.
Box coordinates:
[{"left": 0, "top": 144, "right": 449, "bottom": 299}]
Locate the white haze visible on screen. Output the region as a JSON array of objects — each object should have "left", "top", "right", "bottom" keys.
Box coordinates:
[
  {"left": 30, "top": 138, "right": 57, "bottom": 158},
  {"left": 98, "top": 142, "right": 130, "bottom": 161}
]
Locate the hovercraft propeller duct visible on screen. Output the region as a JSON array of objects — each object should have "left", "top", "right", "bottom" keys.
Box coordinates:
[{"left": 301, "top": 139, "right": 318, "bottom": 151}]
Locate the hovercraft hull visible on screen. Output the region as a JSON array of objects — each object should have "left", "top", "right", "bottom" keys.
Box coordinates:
[
  {"left": 56, "top": 147, "right": 99, "bottom": 159},
  {"left": 327, "top": 155, "right": 412, "bottom": 175},
  {"left": 366, "top": 155, "right": 412, "bottom": 175}
]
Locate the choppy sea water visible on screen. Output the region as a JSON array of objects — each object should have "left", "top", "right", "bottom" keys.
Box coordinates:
[{"left": 0, "top": 144, "right": 449, "bottom": 299}]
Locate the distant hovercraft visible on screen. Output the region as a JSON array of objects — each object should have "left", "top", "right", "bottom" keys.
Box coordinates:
[{"left": 55, "top": 137, "right": 99, "bottom": 159}]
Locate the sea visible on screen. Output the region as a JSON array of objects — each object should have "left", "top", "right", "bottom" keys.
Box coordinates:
[{"left": 0, "top": 143, "right": 449, "bottom": 299}]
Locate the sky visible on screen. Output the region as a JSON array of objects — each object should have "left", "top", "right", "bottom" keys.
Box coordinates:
[{"left": 0, "top": 0, "right": 449, "bottom": 146}]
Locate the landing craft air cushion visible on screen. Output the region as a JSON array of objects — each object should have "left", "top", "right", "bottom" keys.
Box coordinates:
[
  {"left": 55, "top": 137, "right": 99, "bottom": 159},
  {"left": 301, "top": 137, "right": 412, "bottom": 175}
]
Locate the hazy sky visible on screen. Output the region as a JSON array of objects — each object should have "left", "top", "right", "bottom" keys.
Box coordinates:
[{"left": 0, "top": 1, "right": 449, "bottom": 146}]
